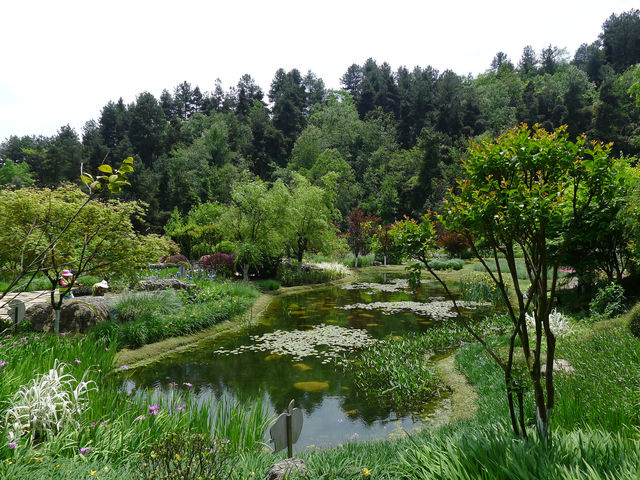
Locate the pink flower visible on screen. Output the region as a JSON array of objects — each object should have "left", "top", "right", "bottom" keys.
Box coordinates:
[
  {"left": 174, "top": 405, "right": 186, "bottom": 411},
  {"left": 120, "top": 365, "right": 130, "bottom": 371},
  {"left": 104, "top": 347, "right": 110, "bottom": 351},
  {"left": 148, "top": 404, "right": 161, "bottom": 415},
  {"left": 168, "top": 382, "right": 178, "bottom": 387},
  {"left": 183, "top": 382, "right": 193, "bottom": 387},
  {"left": 134, "top": 415, "right": 146, "bottom": 422},
  {"left": 60, "top": 332, "right": 67, "bottom": 337},
  {"left": 8, "top": 442, "right": 16, "bottom": 449},
  {"left": 74, "top": 358, "right": 82, "bottom": 364},
  {"left": 0, "top": 361, "right": 7, "bottom": 368}
]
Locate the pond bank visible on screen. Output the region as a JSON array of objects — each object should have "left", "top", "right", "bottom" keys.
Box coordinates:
[{"left": 114, "top": 270, "right": 357, "bottom": 370}]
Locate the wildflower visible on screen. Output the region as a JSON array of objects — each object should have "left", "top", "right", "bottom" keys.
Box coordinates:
[
  {"left": 148, "top": 404, "right": 161, "bottom": 415},
  {"left": 30, "top": 457, "right": 43, "bottom": 462},
  {"left": 101, "top": 421, "right": 107, "bottom": 426},
  {"left": 183, "top": 382, "right": 193, "bottom": 387},
  {"left": 175, "top": 453, "right": 181, "bottom": 461},
  {"left": 134, "top": 415, "right": 146, "bottom": 422},
  {"left": 90, "top": 470, "right": 97, "bottom": 476},
  {"left": 104, "top": 467, "right": 109, "bottom": 472},
  {"left": 60, "top": 332, "right": 66, "bottom": 337},
  {"left": 90, "top": 422, "right": 97, "bottom": 427},
  {"left": 0, "top": 361, "right": 7, "bottom": 368},
  {"left": 350, "top": 433, "right": 359, "bottom": 441},
  {"left": 79, "top": 447, "right": 93, "bottom": 455},
  {"left": 120, "top": 365, "right": 130, "bottom": 371},
  {"left": 363, "top": 467, "right": 371, "bottom": 476},
  {"left": 8, "top": 442, "right": 16, "bottom": 449},
  {"left": 168, "top": 382, "right": 178, "bottom": 387},
  {"left": 75, "top": 358, "right": 82, "bottom": 364},
  {"left": 174, "top": 405, "right": 186, "bottom": 411},
  {"left": 104, "top": 347, "right": 110, "bottom": 351}
]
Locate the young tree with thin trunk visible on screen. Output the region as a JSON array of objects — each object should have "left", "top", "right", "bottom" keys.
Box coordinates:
[
  {"left": 395, "top": 125, "right": 624, "bottom": 440},
  {"left": 346, "top": 207, "right": 379, "bottom": 267}
]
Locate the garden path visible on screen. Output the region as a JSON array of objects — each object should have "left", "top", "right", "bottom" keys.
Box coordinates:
[{"left": 1, "top": 290, "right": 51, "bottom": 320}]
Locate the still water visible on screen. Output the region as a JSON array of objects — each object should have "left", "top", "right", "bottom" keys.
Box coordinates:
[{"left": 122, "top": 274, "right": 487, "bottom": 450}]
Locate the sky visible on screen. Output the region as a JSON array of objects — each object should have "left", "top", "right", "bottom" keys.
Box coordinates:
[{"left": 0, "top": 0, "right": 638, "bottom": 142}]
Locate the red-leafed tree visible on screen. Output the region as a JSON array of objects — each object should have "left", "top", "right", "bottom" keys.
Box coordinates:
[{"left": 346, "top": 207, "right": 380, "bottom": 267}]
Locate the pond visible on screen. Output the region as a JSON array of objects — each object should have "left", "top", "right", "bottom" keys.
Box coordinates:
[{"left": 122, "top": 273, "right": 492, "bottom": 451}]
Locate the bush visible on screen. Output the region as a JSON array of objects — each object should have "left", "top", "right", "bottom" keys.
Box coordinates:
[
  {"left": 161, "top": 253, "right": 189, "bottom": 264},
  {"left": 141, "top": 432, "right": 236, "bottom": 480},
  {"left": 216, "top": 240, "right": 236, "bottom": 255},
  {"left": 428, "top": 258, "right": 465, "bottom": 271},
  {"left": 253, "top": 279, "right": 280, "bottom": 291},
  {"left": 589, "top": 283, "right": 626, "bottom": 320},
  {"left": 628, "top": 303, "right": 640, "bottom": 338},
  {"left": 201, "top": 253, "right": 237, "bottom": 277},
  {"left": 277, "top": 263, "right": 335, "bottom": 286}
]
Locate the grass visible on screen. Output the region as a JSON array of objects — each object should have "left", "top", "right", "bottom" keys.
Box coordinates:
[
  {"left": 252, "top": 278, "right": 281, "bottom": 291},
  {"left": 342, "top": 253, "right": 375, "bottom": 267},
  {"left": 428, "top": 258, "right": 465, "bottom": 271},
  {"left": 90, "top": 280, "right": 260, "bottom": 349},
  {"left": 459, "top": 271, "right": 507, "bottom": 305},
  {"left": 0, "top": 332, "right": 272, "bottom": 478},
  {"left": 277, "top": 264, "right": 345, "bottom": 287}
]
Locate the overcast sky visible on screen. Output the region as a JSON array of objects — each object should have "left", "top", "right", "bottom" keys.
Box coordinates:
[{"left": 1, "top": 0, "right": 637, "bottom": 142}]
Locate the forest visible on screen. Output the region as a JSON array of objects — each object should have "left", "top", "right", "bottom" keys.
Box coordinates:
[{"left": 2, "top": 9, "right": 639, "bottom": 235}]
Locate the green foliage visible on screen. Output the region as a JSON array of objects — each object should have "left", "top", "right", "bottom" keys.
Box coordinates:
[
  {"left": 460, "top": 271, "right": 506, "bottom": 305},
  {"left": 141, "top": 432, "right": 236, "bottom": 480},
  {"left": 629, "top": 303, "right": 640, "bottom": 338},
  {"left": 276, "top": 263, "right": 338, "bottom": 287},
  {"left": 0, "top": 159, "right": 33, "bottom": 187},
  {"left": 252, "top": 279, "right": 280, "bottom": 291},
  {"left": 589, "top": 283, "right": 626, "bottom": 320},
  {"left": 427, "top": 258, "right": 464, "bottom": 271},
  {"left": 341, "top": 253, "right": 373, "bottom": 267},
  {"left": 112, "top": 290, "right": 183, "bottom": 324},
  {"left": 473, "top": 258, "right": 530, "bottom": 280}
]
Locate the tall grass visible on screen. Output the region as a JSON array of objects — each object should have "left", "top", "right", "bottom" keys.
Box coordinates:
[
  {"left": 0, "top": 332, "right": 272, "bottom": 476},
  {"left": 342, "top": 253, "right": 375, "bottom": 267},
  {"left": 460, "top": 271, "right": 508, "bottom": 305},
  {"left": 428, "top": 258, "right": 465, "bottom": 271},
  {"left": 473, "top": 258, "right": 530, "bottom": 280}
]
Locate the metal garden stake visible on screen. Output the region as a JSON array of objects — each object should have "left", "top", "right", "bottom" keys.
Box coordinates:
[{"left": 269, "top": 399, "right": 303, "bottom": 458}]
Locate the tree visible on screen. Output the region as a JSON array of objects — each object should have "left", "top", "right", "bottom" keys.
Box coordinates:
[
  {"left": 0, "top": 159, "right": 33, "bottom": 187},
  {"left": 0, "top": 158, "right": 136, "bottom": 332},
  {"left": 373, "top": 224, "right": 394, "bottom": 266},
  {"left": 128, "top": 92, "right": 166, "bottom": 167},
  {"left": 346, "top": 207, "right": 379, "bottom": 267},
  {"left": 601, "top": 9, "right": 640, "bottom": 73},
  {"left": 220, "top": 179, "right": 289, "bottom": 280},
  {"left": 286, "top": 174, "right": 335, "bottom": 265},
  {"left": 518, "top": 45, "right": 538, "bottom": 78},
  {"left": 395, "top": 125, "right": 623, "bottom": 440}
]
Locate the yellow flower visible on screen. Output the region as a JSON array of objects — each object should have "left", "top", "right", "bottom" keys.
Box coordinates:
[
  {"left": 54, "top": 464, "right": 61, "bottom": 470},
  {"left": 175, "top": 453, "right": 181, "bottom": 461},
  {"left": 104, "top": 466, "right": 109, "bottom": 472},
  {"left": 90, "top": 471, "right": 97, "bottom": 476},
  {"left": 363, "top": 467, "right": 371, "bottom": 476}
]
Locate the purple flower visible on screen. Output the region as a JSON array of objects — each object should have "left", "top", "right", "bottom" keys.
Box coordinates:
[
  {"left": 350, "top": 433, "right": 359, "bottom": 441},
  {"left": 174, "top": 405, "right": 186, "bottom": 411},
  {"left": 8, "top": 442, "right": 16, "bottom": 449},
  {"left": 79, "top": 447, "right": 93, "bottom": 455},
  {"left": 60, "top": 332, "right": 67, "bottom": 337},
  {"left": 0, "top": 361, "right": 7, "bottom": 368},
  {"left": 90, "top": 422, "right": 97, "bottom": 427},
  {"left": 148, "top": 404, "right": 161, "bottom": 415},
  {"left": 74, "top": 358, "right": 82, "bottom": 364},
  {"left": 120, "top": 365, "right": 130, "bottom": 371},
  {"left": 183, "top": 382, "right": 193, "bottom": 388},
  {"left": 104, "top": 347, "right": 110, "bottom": 351},
  {"left": 134, "top": 415, "right": 146, "bottom": 422},
  {"left": 168, "top": 382, "right": 178, "bottom": 387}
]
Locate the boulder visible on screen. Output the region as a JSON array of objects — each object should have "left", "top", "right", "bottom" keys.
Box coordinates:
[
  {"left": 266, "top": 458, "right": 306, "bottom": 480},
  {"left": 26, "top": 297, "right": 111, "bottom": 333},
  {"left": 137, "top": 278, "right": 196, "bottom": 291}
]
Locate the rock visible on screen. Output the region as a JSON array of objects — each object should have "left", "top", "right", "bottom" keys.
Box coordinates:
[
  {"left": 371, "top": 261, "right": 382, "bottom": 266},
  {"left": 266, "top": 458, "right": 306, "bottom": 480},
  {"left": 26, "top": 297, "right": 111, "bottom": 333},
  {"left": 137, "top": 278, "right": 196, "bottom": 291}
]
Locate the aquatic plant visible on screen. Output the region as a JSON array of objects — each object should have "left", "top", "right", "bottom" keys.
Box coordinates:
[
  {"left": 344, "top": 278, "right": 414, "bottom": 293},
  {"left": 337, "top": 300, "right": 490, "bottom": 319},
  {"left": 525, "top": 309, "right": 574, "bottom": 338},
  {"left": 213, "top": 324, "right": 375, "bottom": 362}
]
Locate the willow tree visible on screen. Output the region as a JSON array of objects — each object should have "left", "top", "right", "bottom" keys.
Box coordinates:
[{"left": 395, "top": 125, "right": 624, "bottom": 439}]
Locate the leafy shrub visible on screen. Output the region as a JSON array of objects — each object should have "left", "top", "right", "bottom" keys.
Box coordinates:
[
  {"left": 589, "top": 283, "right": 626, "bottom": 320},
  {"left": 439, "top": 230, "right": 470, "bottom": 257},
  {"left": 428, "top": 258, "right": 465, "bottom": 271},
  {"left": 460, "top": 271, "right": 506, "bottom": 305},
  {"left": 202, "top": 253, "right": 237, "bottom": 276},
  {"left": 313, "top": 261, "right": 350, "bottom": 278},
  {"left": 628, "top": 303, "right": 640, "bottom": 338},
  {"left": 5, "top": 360, "right": 96, "bottom": 442},
  {"left": 141, "top": 432, "right": 236, "bottom": 480},
  {"left": 160, "top": 253, "right": 189, "bottom": 264},
  {"left": 473, "top": 258, "right": 530, "bottom": 280}
]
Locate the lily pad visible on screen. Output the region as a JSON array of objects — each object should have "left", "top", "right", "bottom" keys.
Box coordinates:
[{"left": 293, "top": 363, "right": 312, "bottom": 371}]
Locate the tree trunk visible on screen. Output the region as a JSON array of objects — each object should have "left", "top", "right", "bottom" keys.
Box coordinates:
[
  {"left": 383, "top": 254, "right": 387, "bottom": 266},
  {"left": 355, "top": 253, "right": 359, "bottom": 268},
  {"left": 54, "top": 309, "right": 61, "bottom": 335},
  {"left": 242, "top": 263, "right": 249, "bottom": 281}
]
